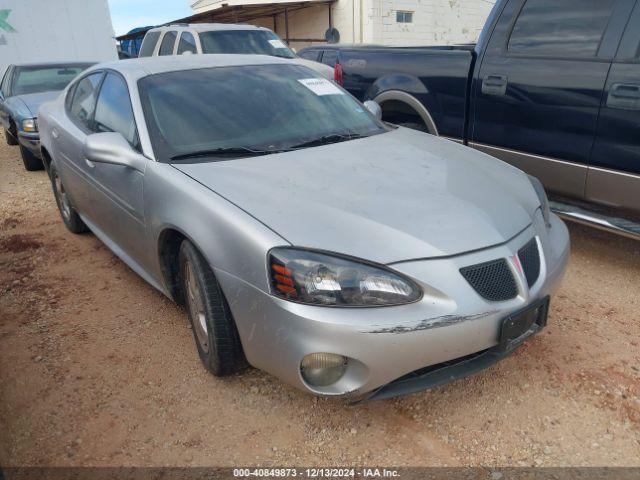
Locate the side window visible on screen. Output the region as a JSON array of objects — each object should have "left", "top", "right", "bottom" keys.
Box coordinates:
[
  {"left": 159, "top": 31, "right": 177, "bottom": 56},
  {"left": 139, "top": 31, "right": 161, "bottom": 57},
  {"left": 508, "top": 0, "right": 616, "bottom": 58},
  {"left": 1, "top": 67, "right": 12, "bottom": 96},
  {"left": 93, "top": 73, "right": 138, "bottom": 148},
  {"left": 177, "top": 32, "right": 197, "bottom": 54},
  {"left": 321, "top": 50, "right": 338, "bottom": 67},
  {"left": 69, "top": 72, "right": 103, "bottom": 129},
  {"left": 299, "top": 50, "right": 319, "bottom": 61}
]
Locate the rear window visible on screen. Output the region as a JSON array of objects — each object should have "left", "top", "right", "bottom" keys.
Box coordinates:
[
  {"left": 139, "top": 31, "right": 161, "bottom": 57},
  {"left": 508, "top": 0, "right": 615, "bottom": 58}
]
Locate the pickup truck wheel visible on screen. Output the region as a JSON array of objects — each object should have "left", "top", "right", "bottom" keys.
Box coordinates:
[
  {"left": 19, "top": 144, "right": 44, "bottom": 171},
  {"left": 179, "top": 240, "right": 246, "bottom": 376},
  {"left": 4, "top": 126, "right": 18, "bottom": 146},
  {"left": 50, "top": 163, "right": 88, "bottom": 234}
]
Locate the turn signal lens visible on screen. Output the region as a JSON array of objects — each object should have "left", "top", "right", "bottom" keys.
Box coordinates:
[
  {"left": 269, "top": 248, "right": 422, "bottom": 306},
  {"left": 301, "top": 353, "right": 347, "bottom": 387},
  {"left": 22, "top": 118, "right": 38, "bottom": 133}
]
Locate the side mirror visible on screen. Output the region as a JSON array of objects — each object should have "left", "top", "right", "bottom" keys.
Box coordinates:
[
  {"left": 83, "top": 132, "right": 146, "bottom": 172},
  {"left": 364, "top": 100, "right": 382, "bottom": 121}
]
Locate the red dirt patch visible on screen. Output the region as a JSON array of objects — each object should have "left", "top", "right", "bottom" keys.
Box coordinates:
[{"left": 0, "top": 234, "right": 42, "bottom": 253}]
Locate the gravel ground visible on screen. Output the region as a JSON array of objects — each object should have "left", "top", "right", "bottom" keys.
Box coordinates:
[{"left": 1, "top": 140, "right": 639, "bottom": 467}]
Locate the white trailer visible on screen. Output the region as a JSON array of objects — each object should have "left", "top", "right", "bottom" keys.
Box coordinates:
[{"left": 0, "top": 0, "right": 117, "bottom": 75}]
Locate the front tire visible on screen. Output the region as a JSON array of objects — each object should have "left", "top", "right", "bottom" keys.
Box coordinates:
[
  {"left": 179, "top": 240, "right": 246, "bottom": 376},
  {"left": 4, "top": 125, "right": 18, "bottom": 146},
  {"left": 19, "top": 144, "right": 44, "bottom": 171},
  {"left": 50, "top": 162, "right": 88, "bottom": 234}
]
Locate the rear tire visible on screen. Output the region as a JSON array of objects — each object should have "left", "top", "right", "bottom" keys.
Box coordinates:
[
  {"left": 179, "top": 240, "right": 246, "bottom": 376},
  {"left": 4, "top": 125, "right": 18, "bottom": 146},
  {"left": 50, "top": 162, "right": 88, "bottom": 234},
  {"left": 20, "top": 144, "right": 44, "bottom": 171}
]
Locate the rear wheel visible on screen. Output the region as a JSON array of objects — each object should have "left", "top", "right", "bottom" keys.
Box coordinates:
[
  {"left": 50, "top": 163, "right": 88, "bottom": 234},
  {"left": 179, "top": 240, "right": 246, "bottom": 376},
  {"left": 19, "top": 144, "right": 44, "bottom": 171}
]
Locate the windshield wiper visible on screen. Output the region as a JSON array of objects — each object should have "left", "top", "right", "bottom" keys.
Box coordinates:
[
  {"left": 289, "top": 132, "right": 367, "bottom": 150},
  {"left": 170, "top": 146, "right": 272, "bottom": 161}
]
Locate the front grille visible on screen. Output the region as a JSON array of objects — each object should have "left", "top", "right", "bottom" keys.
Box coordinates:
[
  {"left": 460, "top": 258, "right": 517, "bottom": 302},
  {"left": 518, "top": 238, "right": 541, "bottom": 288}
]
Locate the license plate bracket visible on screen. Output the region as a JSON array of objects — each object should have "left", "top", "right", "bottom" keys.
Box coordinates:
[{"left": 499, "top": 297, "right": 549, "bottom": 353}]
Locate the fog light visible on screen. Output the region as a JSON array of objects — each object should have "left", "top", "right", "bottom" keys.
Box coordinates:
[{"left": 300, "top": 353, "right": 348, "bottom": 387}]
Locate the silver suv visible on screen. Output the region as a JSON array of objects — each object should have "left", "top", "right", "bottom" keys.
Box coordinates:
[{"left": 138, "top": 23, "right": 333, "bottom": 80}]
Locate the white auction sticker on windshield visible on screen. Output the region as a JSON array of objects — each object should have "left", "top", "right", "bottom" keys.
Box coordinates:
[
  {"left": 298, "top": 78, "right": 344, "bottom": 96},
  {"left": 268, "top": 39, "right": 287, "bottom": 49}
]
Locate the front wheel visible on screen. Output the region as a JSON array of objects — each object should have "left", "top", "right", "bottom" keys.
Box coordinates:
[
  {"left": 19, "top": 144, "right": 44, "bottom": 171},
  {"left": 179, "top": 240, "right": 246, "bottom": 376},
  {"left": 4, "top": 126, "right": 18, "bottom": 146},
  {"left": 50, "top": 163, "right": 88, "bottom": 234}
]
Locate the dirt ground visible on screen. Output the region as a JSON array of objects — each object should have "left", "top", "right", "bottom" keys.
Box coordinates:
[{"left": 1, "top": 140, "right": 639, "bottom": 468}]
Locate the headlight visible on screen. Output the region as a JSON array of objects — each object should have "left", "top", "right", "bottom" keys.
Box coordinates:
[
  {"left": 269, "top": 248, "right": 422, "bottom": 306},
  {"left": 528, "top": 174, "right": 551, "bottom": 227},
  {"left": 22, "top": 118, "right": 38, "bottom": 133}
]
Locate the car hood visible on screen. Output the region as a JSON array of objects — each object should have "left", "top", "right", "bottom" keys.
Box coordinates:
[
  {"left": 173, "top": 128, "right": 540, "bottom": 264},
  {"left": 295, "top": 58, "right": 334, "bottom": 80},
  {"left": 14, "top": 91, "right": 61, "bottom": 117}
]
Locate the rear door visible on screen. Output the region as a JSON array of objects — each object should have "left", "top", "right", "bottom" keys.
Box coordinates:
[
  {"left": 158, "top": 31, "right": 178, "bottom": 56},
  {"left": 88, "top": 71, "right": 147, "bottom": 261},
  {"left": 55, "top": 71, "right": 104, "bottom": 218},
  {"left": 471, "top": 0, "right": 634, "bottom": 199},
  {"left": 587, "top": 0, "right": 640, "bottom": 213}
]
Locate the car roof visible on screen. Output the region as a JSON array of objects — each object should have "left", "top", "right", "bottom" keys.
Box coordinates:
[
  {"left": 83, "top": 54, "right": 301, "bottom": 81},
  {"left": 149, "top": 23, "right": 269, "bottom": 33}
]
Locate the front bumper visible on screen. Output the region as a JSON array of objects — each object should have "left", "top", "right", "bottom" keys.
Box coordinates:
[
  {"left": 217, "top": 211, "right": 570, "bottom": 399},
  {"left": 18, "top": 131, "right": 42, "bottom": 159}
]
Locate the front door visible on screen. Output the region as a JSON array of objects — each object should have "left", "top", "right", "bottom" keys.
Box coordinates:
[
  {"left": 470, "top": 0, "right": 633, "bottom": 200},
  {"left": 587, "top": 0, "right": 640, "bottom": 213},
  {"left": 87, "top": 71, "right": 148, "bottom": 263}
]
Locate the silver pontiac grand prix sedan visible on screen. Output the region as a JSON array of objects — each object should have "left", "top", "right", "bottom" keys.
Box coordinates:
[{"left": 38, "top": 55, "right": 570, "bottom": 401}]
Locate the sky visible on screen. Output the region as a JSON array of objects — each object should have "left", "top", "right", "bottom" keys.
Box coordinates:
[{"left": 108, "top": 0, "right": 193, "bottom": 36}]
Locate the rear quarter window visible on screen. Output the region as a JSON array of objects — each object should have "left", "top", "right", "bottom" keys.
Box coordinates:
[{"left": 139, "top": 31, "right": 161, "bottom": 57}]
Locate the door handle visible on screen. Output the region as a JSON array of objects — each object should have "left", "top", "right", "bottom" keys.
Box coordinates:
[
  {"left": 482, "top": 74, "right": 508, "bottom": 96},
  {"left": 610, "top": 83, "right": 640, "bottom": 99},
  {"left": 607, "top": 83, "right": 640, "bottom": 109},
  {"left": 51, "top": 128, "right": 59, "bottom": 139}
]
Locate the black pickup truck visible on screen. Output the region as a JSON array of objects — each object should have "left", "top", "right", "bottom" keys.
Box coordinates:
[{"left": 299, "top": 0, "right": 640, "bottom": 239}]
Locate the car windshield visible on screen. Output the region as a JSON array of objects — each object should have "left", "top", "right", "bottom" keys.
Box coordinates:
[
  {"left": 199, "top": 30, "right": 296, "bottom": 59},
  {"left": 12, "top": 64, "right": 92, "bottom": 96},
  {"left": 139, "top": 64, "right": 387, "bottom": 162}
]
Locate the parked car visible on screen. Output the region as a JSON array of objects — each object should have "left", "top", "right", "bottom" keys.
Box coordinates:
[
  {"left": 298, "top": 0, "right": 640, "bottom": 240},
  {"left": 137, "top": 23, "right": 334, "bottom": 80},
  {"left": 1, "top": 62, "right": 93, "bottom": 170},
  {"left": 38, "top": 55, "right": 569, "bottom": 401}
]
